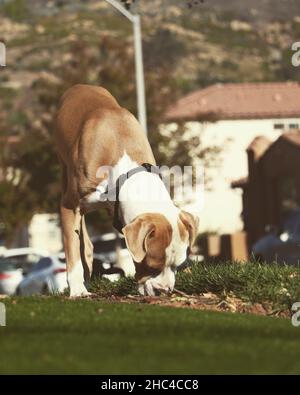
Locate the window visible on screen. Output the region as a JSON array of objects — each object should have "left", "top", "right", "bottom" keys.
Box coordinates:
[
  {"left": 30, "top": 257, "right": 52, "bottom": 272},
  {"left": 0, "top": 259, "right": 18, "bottom": 272},
  {"left": 289, "top": 123, "right": 299, "bottom": 129},
  {"left": 274, "top": 123, "right": 284, "bottom": 130},
  {"left": 7, "top": 254, "right": 41, "bottom": 266},
  {"left": 8, "top": 254, "right": 42, "bottom": 274}
]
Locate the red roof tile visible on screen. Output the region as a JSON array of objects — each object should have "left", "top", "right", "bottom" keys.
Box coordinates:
[{"left": 165, "top": 82, "right": 300, "bottom": 121}]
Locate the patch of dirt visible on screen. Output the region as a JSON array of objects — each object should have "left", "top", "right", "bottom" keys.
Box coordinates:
[{"left": 99, "top": 290, "right": 290, "bottom": 319}]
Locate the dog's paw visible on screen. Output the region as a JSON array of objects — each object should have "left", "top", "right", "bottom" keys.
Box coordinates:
[{"left": 69, "top": 285, "right": 92, "bottom": 298}]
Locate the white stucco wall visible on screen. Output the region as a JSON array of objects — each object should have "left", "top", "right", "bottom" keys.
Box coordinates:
[
  {"left": 28, "top": 213, "right": 62, "bottom": 254},
  {"left": 167, "top": 118, "right": 300, "bottom": 234}
]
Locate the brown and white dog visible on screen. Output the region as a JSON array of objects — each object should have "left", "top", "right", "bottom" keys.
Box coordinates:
[{"left": 55, "top": 84, "right": 199, "bottom": 297}]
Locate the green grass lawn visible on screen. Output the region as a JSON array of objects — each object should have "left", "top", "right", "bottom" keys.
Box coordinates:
[
  {"left": 1, "top": 297, "right": 300, "bottom": 374},
  {"left": 91, "top": 261, "right": 300, "bottom": 311}
]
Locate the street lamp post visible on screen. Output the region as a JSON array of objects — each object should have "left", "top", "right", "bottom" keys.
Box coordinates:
[{"left": 104, "top": 0, "right": 147, "bottom": 134}]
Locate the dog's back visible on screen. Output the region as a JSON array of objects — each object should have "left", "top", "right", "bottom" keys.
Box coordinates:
[
  {"left": 55, "top": 84, "right": 119, "bottom": 160},
  {"left": 55, "top": 84, "right": 154, "bottom": 200}
]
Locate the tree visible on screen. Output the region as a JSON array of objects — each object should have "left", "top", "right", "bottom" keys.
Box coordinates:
[{"left": 0, "top": 31, "right": 220, "bottom": 242}]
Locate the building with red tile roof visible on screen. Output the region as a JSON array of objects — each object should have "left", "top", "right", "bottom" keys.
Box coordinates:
[
  {"left": 164, "top": 82, "right": 300, "bottom": 234},
  {"left": 165, "top": 82, "right": 300, "bottom": 122}
]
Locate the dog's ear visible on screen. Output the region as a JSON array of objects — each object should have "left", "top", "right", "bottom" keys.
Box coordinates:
[
  {"left": 122, "top": 216, "right": 155, "bottom": 263},
  {"left": 179, "top": 210, "right": 199, "bottom": 251}
]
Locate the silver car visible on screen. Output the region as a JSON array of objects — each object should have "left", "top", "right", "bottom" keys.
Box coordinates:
[
  {"left": 18, "top": 232, "right": 135, "bottom": 296},
  {"left": 17, "top": 255, "right": 68, "bottom": 296},
  {"left": 253, "top": 209, "right": 300, "bottom": 265},
  {"left": 0, "top": 248, "right": 48, "bottom": 295}
]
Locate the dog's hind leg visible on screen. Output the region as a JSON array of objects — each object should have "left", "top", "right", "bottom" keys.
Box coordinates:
[
  {"left": 60, "top": 164, "right": 91, "bottom": 297},
  {"left": 79, "top": 215, "right": 94, "bottom": 282}
]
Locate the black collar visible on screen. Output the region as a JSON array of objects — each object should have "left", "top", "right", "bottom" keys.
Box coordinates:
[{"left": 112, "top": 163, "right": 161, "bottom": 234}]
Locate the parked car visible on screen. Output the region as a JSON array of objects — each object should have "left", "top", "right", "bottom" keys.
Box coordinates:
[
  {"left": 92, "top": 233, "right": 135, "bottom": 280},
  {"left": 252, "top": 209, "right": 300, "bottom": 265},
  {"left": 0, "top": 258, "right": 23, "bottom": 296},
  {"left": 17, "top": 255, "right": 68, "bottom": 296},
  {"left": 17, "top": 232, "right": 135, "bottom": 295},
  {"left": 0, "top": 248, "right": 48, "bottom": 295}
]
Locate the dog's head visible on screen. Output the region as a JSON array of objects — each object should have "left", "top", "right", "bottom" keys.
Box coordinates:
[{"left": 122, "top": 210, "right": 199, "bottom": 296}]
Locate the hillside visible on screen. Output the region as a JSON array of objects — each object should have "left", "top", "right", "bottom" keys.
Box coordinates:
[
  {"left": 1, "top": 0, "right": 300, "bottom": 135},
  {"left": 1, "top": 0, "right": 300, "bottom": 96},
  {"left": 2, "top": 0, "right": 300, "bottom": 22},
  {"left": 1, "top": 0, "right": 300, "bottom": 146}
]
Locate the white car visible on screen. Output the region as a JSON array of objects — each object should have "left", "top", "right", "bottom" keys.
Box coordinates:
[
  {"left": 0, "top": 248, "right": 48, "bottom": 295},
  {"left": 0, "top": 258, "right": 23, "bottom": 296},
  {"left": 17, "top": 255, "right": 68, "bottom": 296}
]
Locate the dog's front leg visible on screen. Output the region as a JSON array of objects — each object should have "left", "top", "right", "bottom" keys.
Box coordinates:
[{"left": 61, "top": 204, "right": 91, "bottom": 297}]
